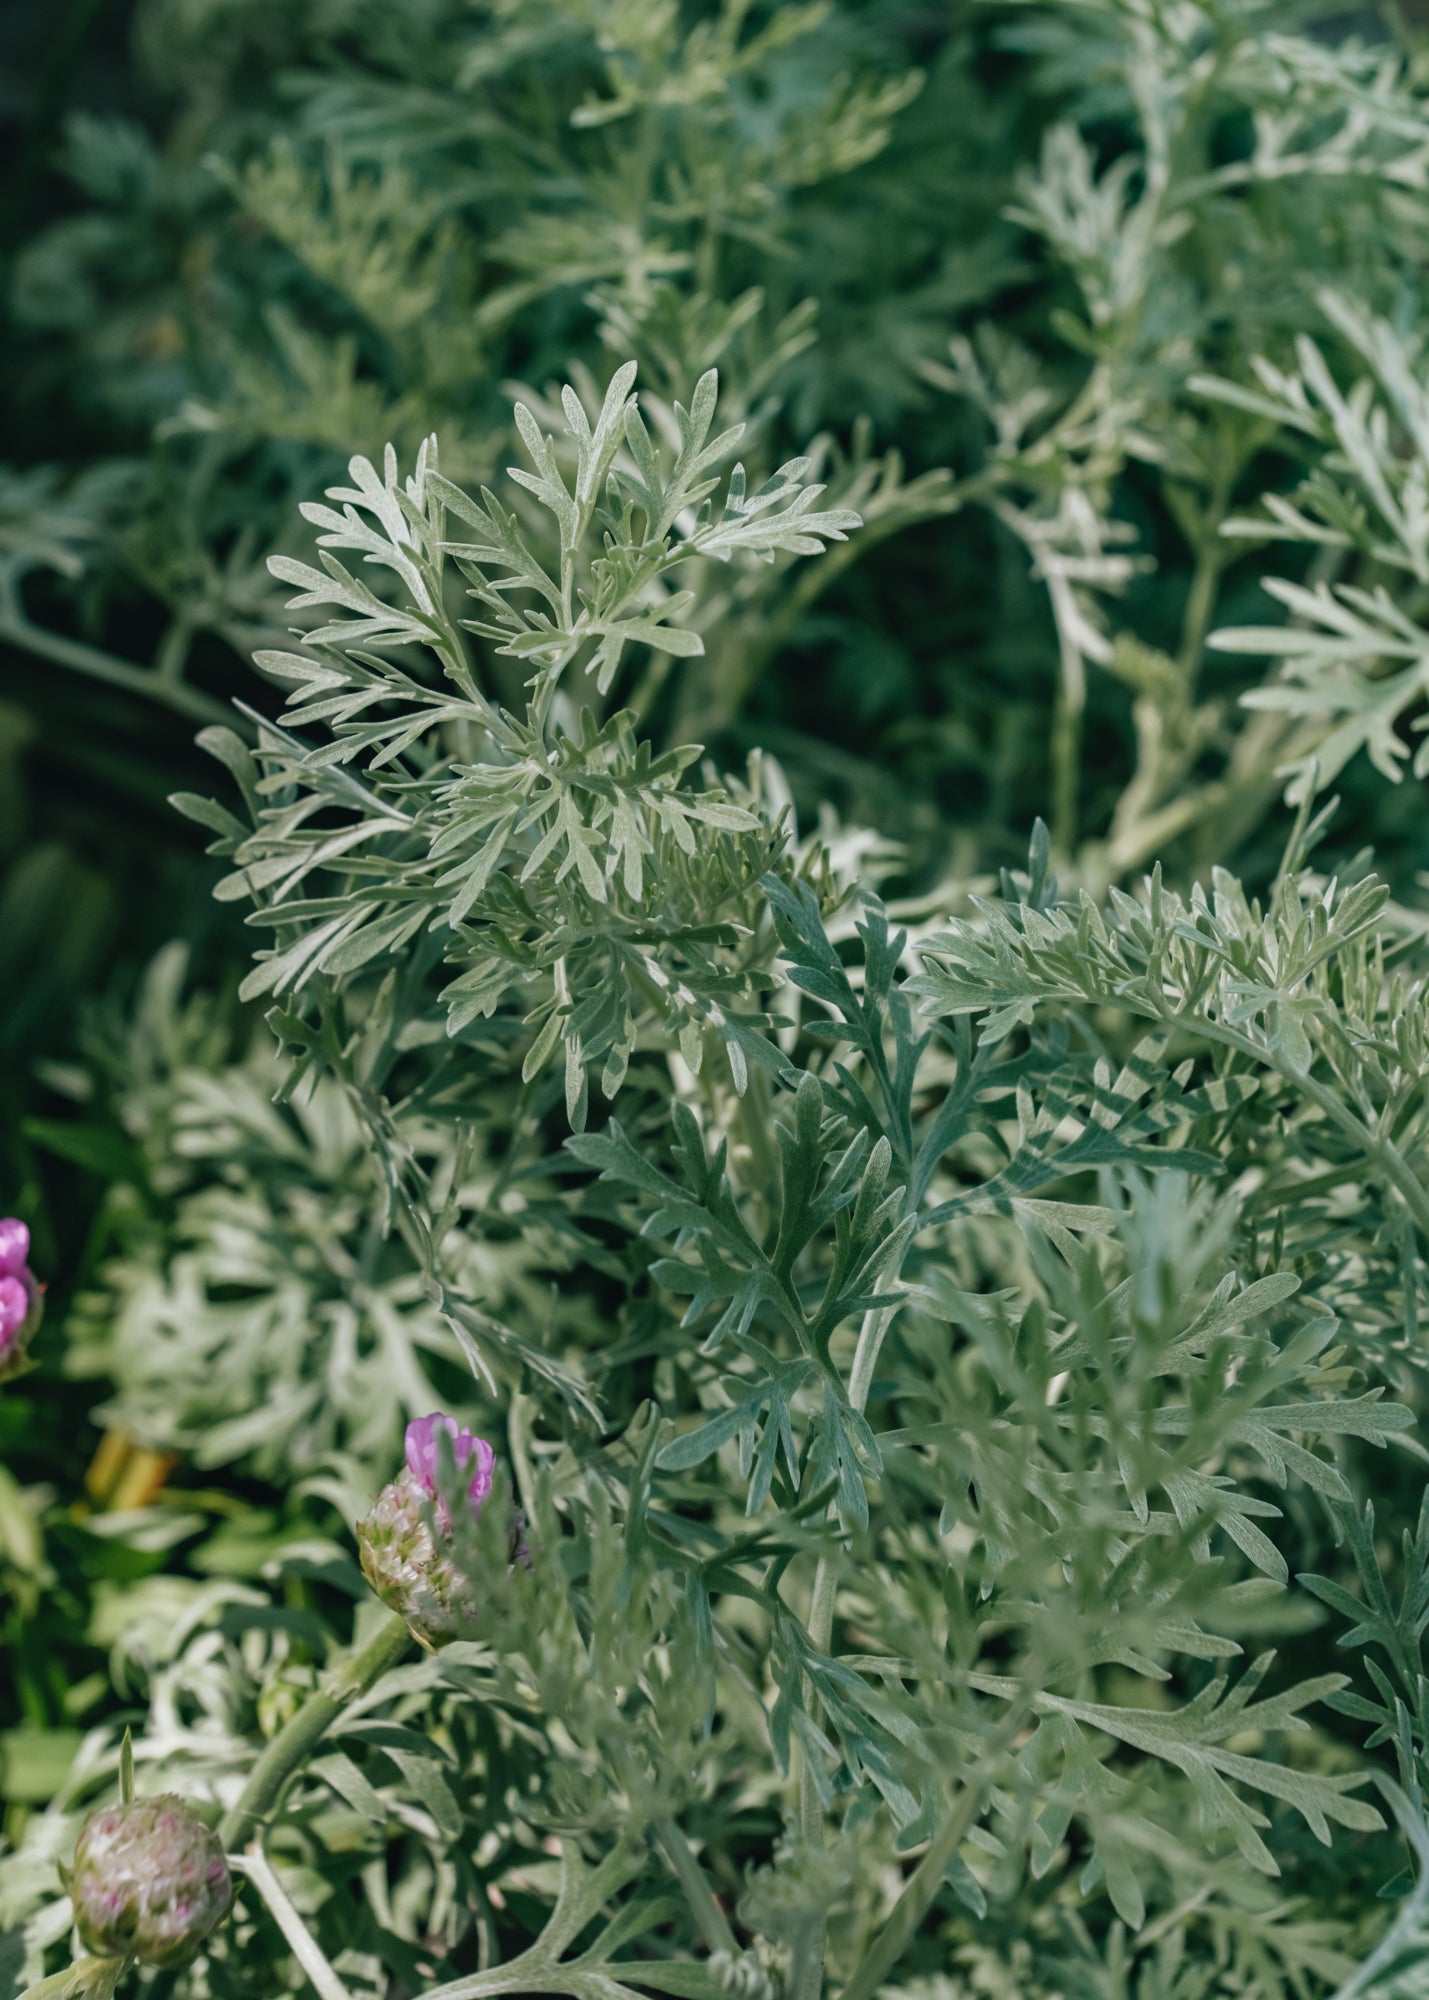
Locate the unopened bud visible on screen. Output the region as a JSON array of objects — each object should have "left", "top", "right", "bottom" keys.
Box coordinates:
[
  {"left": 69, "top": 1795, "right": 233, "bottom": 1968},
  {"left": 357, "top": 1413, "right": 511, "bottom": 1649},
  {"left": 0, "top": 1217, "right": 43, "bottom": 1383}
]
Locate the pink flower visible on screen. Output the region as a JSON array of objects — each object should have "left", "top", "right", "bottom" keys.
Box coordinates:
[
  {"left": 358, "top": 1415, "right": 506, "bottom": 1649},
  {"left": 0, "top": 1277, "right": 30, "bottom": 1340},
  {"left": 0, "top": 1218, "right": 41, "bottom": 1378},
  {"left": 404, "top": 1413, "right": 495, "bottom": 1523},
  {"left": 0, "top": 1218, "right": 29, "bottom": 1277}
]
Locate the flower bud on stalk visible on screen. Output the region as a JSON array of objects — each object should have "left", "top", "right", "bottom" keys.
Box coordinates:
[
  {"left": 357, "top": 1413, "right": 521, "bottom": 1649},
  {"left": 67, "top": 1796, "right": 234, "bottom": 1968},
  {"left": 0, "top": 1217, "right": 43, "bottom": 1383}
]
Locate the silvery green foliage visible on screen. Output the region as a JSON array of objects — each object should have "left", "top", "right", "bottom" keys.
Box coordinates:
[
  {"left": 920, "top": 0, "right": 1429, "bottom": 874},
  {"left": 13, "top": 0, "right": 1429, "bottom": 894},
  {"left": 1200, "top": 291, "right": 1429, "bottom": 800},
  {"left": 7, "top": 366, "right": 1425, "bottom": 2000},
  {"left": 0, "top": 0, "right": 953, "bottom": 745},
  {"left": 908, "top": 809, "right": 1429, "bottom": 1363},
  {"left": 18, "top": 7, "right": 1429, "bottom": 1994},
  {"left": 54, "top": 946, "right": 581, "bottom": 1475},
  {"left": 177, "top": 365, "right": 856, "bottom": 1150}
]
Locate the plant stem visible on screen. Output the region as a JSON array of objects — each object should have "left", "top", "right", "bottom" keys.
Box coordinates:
[
  {"left": 218, "top": 1612, "right": 412, "bottom": 1849},
  {"left": 1048, "top": 575, "right": 1087, "bottom": 859},
  {"left": 1298, "top": 1066, "right": 1429, "bottom": 1242},
  {"left": 425, "top": 1841, "right": 645, "bottom": 2000},
  {"left": 0, "top": 606, "right": 238, "bottom": 731},
  {"left": 1177, "top": 538, "right": 1224, "bottom": 683},
  {"left": 416, "top": 1967, "right": 603, "bottom": 2000},
  {"left": 652, "top": 1819, "right": 737, "bottom": 1956},
  {"left": 790, "top": 1558, "right": 839, "bottom": 1997},
  {"left": 1105, "top": 774, "right": 1234, "bottom": 876},
  {"left": 238, "top": 1843, "right": 355, "bottom": 2000}
]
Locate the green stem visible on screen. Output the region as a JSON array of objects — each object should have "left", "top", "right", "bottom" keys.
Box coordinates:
[
  {"left": 1048, "top": 589, "right": 1086, "bottom": 860},
  {"left": 1105, "top": 775, "right": 1233, "bottom": 876},
  {"left": 506, "top": 1390, "right": 540, "bottom": 1524},
  {"left": 732, "top": 1063, "right": 782, "bottom": 1222},
  {"left": 426, "top": 1841, "right": 644, "bottom": 2000},
  {"left": 418, "top": 1968, "right": 602, "bottom": 2000},
  {"left": 1297, "top": 1066, "right": 1429, "bottom": 1243},
  {"left": 1177, "top": 540, "right": 1224, "bottom": 684},
  {"left": 238, "top": 1843, "right": 355, "bottom": 2000},
  {"left": 652, "top": 1819, "right": 737, "bottom": 1956},
  {"left": 217, "top": 1613, "right": 412, "bottom": 1849},
  {"left": 791, "top": 1556, "right": 839, "bottom": 1999},
  {"left": 0, "top": 607, "right": 238, "bottom": 731}
]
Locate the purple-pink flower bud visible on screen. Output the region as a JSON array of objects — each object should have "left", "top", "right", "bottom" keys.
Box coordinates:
[
  {"left": 68, "top": 1795, "right": 233, "bottom": 1967},
  {"left": 404, "top": 1412, "right": 495, "bottom": 1518},
  {"left": 0, "top": 1217, "right": 29, "bottom": 1276},
  {"left": 0, "top": 1218, "right": 42, "bottom": 1381},
  {"left": 357, "top": 1412, "right": 508, "bottom": 1648},
  {"left": 0, "top": 1278, "right": 28, "bottom": 1340}
]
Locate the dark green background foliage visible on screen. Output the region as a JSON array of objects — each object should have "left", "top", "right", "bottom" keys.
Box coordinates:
[{"left": 10, "top": 1, "right": 1429, "bottom": 1996}]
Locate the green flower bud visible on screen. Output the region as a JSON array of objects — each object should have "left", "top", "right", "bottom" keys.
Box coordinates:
[
  {"left": 356, "top": 1464, "right": 480, "bottom": 1650},
  {"left": 69, "top": 1795, "right": 234, "bottom": 1968}
]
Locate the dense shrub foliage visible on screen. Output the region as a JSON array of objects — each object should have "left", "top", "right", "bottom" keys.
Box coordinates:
[{"left": 10, "top": 2, "right": 1429, "bottom": 1995}]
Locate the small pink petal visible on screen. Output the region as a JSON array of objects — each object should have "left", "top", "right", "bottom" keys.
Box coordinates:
[
  {"left": 0, "top": 1219, "right": 29, "bottom": 1279},
  {"left": 0, "top": 1276, "right": 28, "bottom": 1341},
  {"left": 404, "top": 1412, "right": 458, "bottom": 1487},
  {"left": 404, "top": 1413, "right": 495, "bottom": 1516}
]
